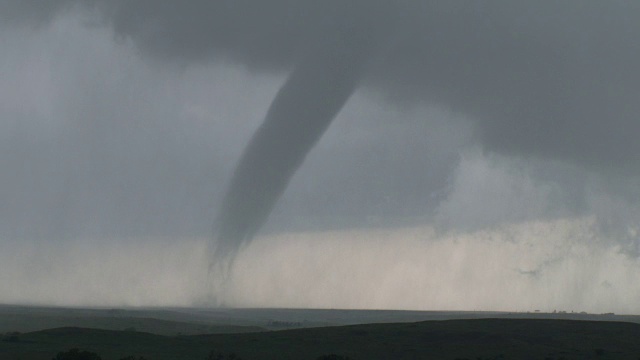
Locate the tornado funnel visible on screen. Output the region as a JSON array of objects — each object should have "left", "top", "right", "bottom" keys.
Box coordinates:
[{"left": 213, "top": 21, "right": 381, "bottom": 262}]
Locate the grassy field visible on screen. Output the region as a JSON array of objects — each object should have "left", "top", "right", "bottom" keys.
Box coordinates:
[
  {"left": 0, "top": 306, "right": 268, "bottom": 336},
  {"left": 2, "top": 318, "right": 640, "bottom": 360},
  {"left": 4, "top": 305, "right": 637, "bottom": 334}
]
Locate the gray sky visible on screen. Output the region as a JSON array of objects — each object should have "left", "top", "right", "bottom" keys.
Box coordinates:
[{"left": 1, "top": 1, "right": 639, "bottom": 311}]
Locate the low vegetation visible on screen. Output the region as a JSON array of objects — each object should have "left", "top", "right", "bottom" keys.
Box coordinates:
[{"left": 1, "top": 319, "right": 639, "bottom": 359}]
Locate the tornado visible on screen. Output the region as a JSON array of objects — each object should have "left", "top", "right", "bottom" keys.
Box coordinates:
[{"left": 213, "top": 19, "right": 382, "bottom": 262}]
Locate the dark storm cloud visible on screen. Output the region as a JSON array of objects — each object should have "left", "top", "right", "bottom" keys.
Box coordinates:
[
  {"left": 374, "top": 1, "right": 640, "bottom": 173},
  {"left": 54, "top": 0, "right": 639, "bottom": 175},
  {"left": 0, "top": 0, "right": 72, "bottom": 26},
  {"left": 77, "top": 0, "right": 640, "bottom": 254},
  {"left": 2, "top": 0, "right": 640, "bottom": 244},
  {"left": 5, "top": 0, "right": 640, "bottom": 170}
]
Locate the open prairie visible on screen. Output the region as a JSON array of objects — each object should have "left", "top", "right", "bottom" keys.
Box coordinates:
[{"left": 2, "top": 306, "right": 640, "bottom": 360}]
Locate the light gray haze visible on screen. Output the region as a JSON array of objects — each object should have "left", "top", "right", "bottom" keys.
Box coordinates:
[{"left": 1, "top": 1, "right": 639, "bottom": 311}]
